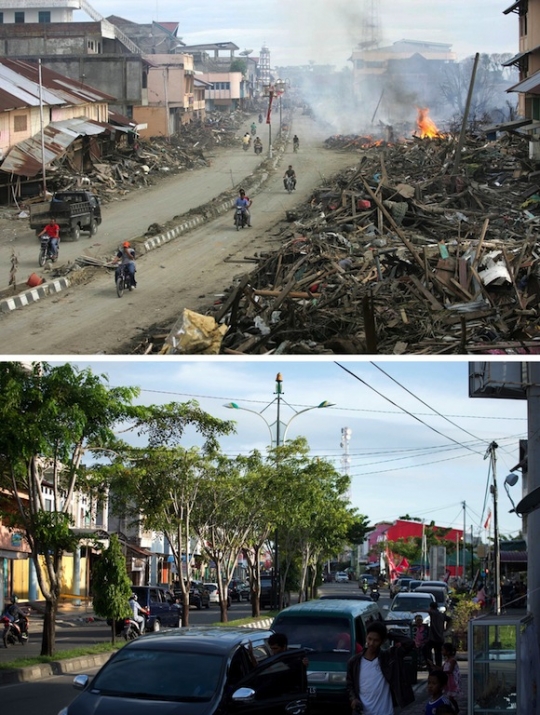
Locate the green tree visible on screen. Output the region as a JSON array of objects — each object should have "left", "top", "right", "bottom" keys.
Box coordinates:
[
  {"left": 100, "top": 401, "right": 234, "bottom": 626},
  {"left": 92, "top": 534, "right": 132, "bottom": 644},
  {"left": 230, "top": 58, "right": 247, "bottom": 75},
  {"left": 0, "top": 362, "right": 138, "bottom": 656}
]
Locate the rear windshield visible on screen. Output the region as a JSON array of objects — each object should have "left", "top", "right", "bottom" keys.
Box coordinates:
[{"left": 272, "top": 615, "right": 351, "bottom": 653}]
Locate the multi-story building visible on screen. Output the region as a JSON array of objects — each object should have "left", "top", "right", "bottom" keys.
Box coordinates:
[{"left": 504, "top": 0, "right": 540, "bottom": 118}]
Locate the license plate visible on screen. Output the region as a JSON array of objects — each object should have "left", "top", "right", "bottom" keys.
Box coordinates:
[{"left": 308, "top": 687, "right": 317, "bottom": 696}]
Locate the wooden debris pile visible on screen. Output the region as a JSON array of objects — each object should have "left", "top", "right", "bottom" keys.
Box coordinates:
[{"left": 210, "top": 133, "right": 540, "bottom": 355}]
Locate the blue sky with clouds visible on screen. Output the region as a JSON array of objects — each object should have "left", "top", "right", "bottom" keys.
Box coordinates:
[
  {"left": 79, "top": 1, "right": 517, "bottom": 68},
  {"left": 52, "top": 358, "right": 528, "bottom": 538}
]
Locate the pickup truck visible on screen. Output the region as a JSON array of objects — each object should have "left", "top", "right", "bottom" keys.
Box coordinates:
[{"left": 29, "top": 190, "right": 102, "bottom": 241}]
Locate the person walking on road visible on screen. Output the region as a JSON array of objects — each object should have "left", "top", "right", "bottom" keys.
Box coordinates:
[
  {"left": 423, "top": 602, "right": 451, "bottom": 669},
  {"left": 346, "top": 621, "right": 415, "bottom": 715}
]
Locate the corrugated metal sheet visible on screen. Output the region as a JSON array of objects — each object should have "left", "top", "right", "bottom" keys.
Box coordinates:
[
  {"left": 507, "top": 70, "right": 540, "bottom": 95},
  {"left": 0, "top": 62, "right": 63, "bottom": 108},
  {"left": 0, "top": 117, "right": 109, "bottom": 177}
]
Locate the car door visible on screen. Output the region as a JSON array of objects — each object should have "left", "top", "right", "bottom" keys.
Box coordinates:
[{"left": 229, "top": 650, "right": 309, "bottom": 715}]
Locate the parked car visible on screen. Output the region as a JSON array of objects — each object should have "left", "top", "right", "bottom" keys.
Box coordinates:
[
  {"left": 58, "top": 627, "right": 309, "bottom": 715},
  {"left": 229, "top": 579, "right": 250, "bottom": 602},
  {"left": 335, "top": 571, "right": 349, "bottom": 583},
  {"left": 259, "top": 576, "right": 290, "bottom": 609},
  {"left": 29, "top": 190, "right": 102, "bottom": 241},
  {"left": 319, "top": 594, "right": 374, "bottom": 602},
  {"left": 172, "top": 580, "right": 210, "bottom": 610},
  {"left": 204, "top": 583, "right": 231, "bottom": 608},
  {"left": 130, "top": 585, "right": 182, "bottom": 631},
  {"left": 389, "top": 576, "right": 415, "bottom": 598},
  {"left": 414, "top": 585, "right": 450, "bottom": 613}
]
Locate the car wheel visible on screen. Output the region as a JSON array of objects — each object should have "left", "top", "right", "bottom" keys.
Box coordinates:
[
  {"left": 71, "top": 225, "right": 80, "bottom": 241},
  {"left": 152, "top": 619, "right": 161, "bottom": 632}
]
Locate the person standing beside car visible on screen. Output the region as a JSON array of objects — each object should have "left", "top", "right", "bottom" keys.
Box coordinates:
[
  {"left": 423, "top": 602, "right": 451, "bottom": 669},
  {"left": 346, "top": 621, "right": 415, "bottom": 715}
]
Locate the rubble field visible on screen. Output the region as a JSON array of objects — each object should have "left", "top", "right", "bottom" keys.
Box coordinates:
[{"left": 166, "top": 130, "right": 540, "bottom": 355}]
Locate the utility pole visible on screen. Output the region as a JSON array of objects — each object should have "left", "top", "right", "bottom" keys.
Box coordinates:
[
  {"left": 528, "top": 363, "right": 540, "bottom": 628},
  {"left": 462, "top": 501, "right": 467, "bottom": 582},
  {"left": 485, "top": 441, "right": 501, "bottom": 615}
]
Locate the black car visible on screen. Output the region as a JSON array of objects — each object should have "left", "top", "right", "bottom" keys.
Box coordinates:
[
  {"left": 172, "top": 581, "right": 210, "bottom": 610},
  {"left": 58, "top": 627, "right": 309, "bottom": 715},
  {"left": 229, "top": 579, "right": 250, "bottom": 602}
]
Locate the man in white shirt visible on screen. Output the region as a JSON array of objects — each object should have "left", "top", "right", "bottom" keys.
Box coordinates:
[{"left": 346, "top": 621, "right": 415, "bottom": 715}]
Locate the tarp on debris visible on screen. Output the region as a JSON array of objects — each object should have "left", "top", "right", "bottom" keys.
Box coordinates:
[{"left": 0, "top": 116, "right": 110, "bottom": 177}]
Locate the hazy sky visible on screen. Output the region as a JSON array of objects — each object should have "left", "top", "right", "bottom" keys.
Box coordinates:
[
  {"left": 52, "top": 358, "right": 529, "bottom": 539},
  {"left": 78, "top": 1, "right": 517, "bottom": 68}
]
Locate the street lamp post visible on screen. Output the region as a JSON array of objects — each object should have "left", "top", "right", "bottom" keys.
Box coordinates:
[{"left": 224, "top": 373, "right": 335, "bottom": 608}]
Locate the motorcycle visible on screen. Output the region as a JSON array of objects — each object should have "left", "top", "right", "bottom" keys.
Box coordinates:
[
  {"left": 38, "top": 236, "right": 59, "bottom": 267},
  {"left": 370, "top": 586, "right": 380, "bottom": 601},
  {"left": 234, "top": 206, "right": 248, "bottom": 231},
  {"left": 284, "top": 175, "right": 295, "bottom": 193},
  {"left": 116, "top": 264, "right": 134, "bottom": 298},
  {"left": 254, "top": 142, "right": 263, "bottom": 155},
  {"left": 361, "top": 581, "right": 369, "bottom": 594},
  {"left": 122, "top": 617, "right": 145, "bottom": 641},
  {"left": 250, "top": 125, "right": 257, "bottom": 136},
  {"left": 258, "top": 114, "right": 263, "bottom": 124},
  {"left": 2, "top": 615, "right": 29, "bottom": 647}
]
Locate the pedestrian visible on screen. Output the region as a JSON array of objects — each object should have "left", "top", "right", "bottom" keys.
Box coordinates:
[
  {"left": 425, "top": 670, "right": 458, "bottom": 715},
  {"left": 442, "top": 642, "right": 461, "bottom": 698},
  {"left": 423, "top": 602, "right": 450, "bottom": 669},
  {"left": 346, "top": 621, "right": 415, "bottom": 715}
]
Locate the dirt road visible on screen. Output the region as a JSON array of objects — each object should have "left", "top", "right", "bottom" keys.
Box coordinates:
[{"left": 0, "top": 115, "right": 356, "bottom": 354}]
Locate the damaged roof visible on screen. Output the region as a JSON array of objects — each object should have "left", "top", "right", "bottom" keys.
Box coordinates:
[
  {"left": 0, "top": 58, "right": 115, "bottom": 105},
  {"left": 0, "top": 117, "right": 112, "bottom": 177}
]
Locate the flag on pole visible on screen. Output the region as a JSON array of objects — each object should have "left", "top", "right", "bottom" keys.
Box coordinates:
[{"left": 484, "top": 509, "right": 492, "bottom": 530}]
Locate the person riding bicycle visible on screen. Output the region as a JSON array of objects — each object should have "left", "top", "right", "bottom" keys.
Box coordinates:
[
  {"left": 113, "top": 241, "right": 137, "bottom": 287},
  {"left": 234, "top": 188, "right": 252, "bottom": 227},
  {"left": 38, "top": 218, "right": 60, "bottom": 257},
  {"left": 293, "top": 135, "right": 300, "bottom": 151},
  {"left": 283, "top": 165, "right": 297, "bottom": 190}
]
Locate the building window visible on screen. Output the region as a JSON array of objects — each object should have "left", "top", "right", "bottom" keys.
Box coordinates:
[
  {"left": 13, "top": 115, "right": 27, "bottom": 132},
  {"left": 38, "top": 11, "right": 51, "bottom": 23},
  {"left": 14, "top": 11, "right": 24, "bottom": 23}
]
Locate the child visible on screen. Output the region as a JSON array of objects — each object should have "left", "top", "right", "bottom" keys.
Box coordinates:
[
  {"left": 442, "top": 642, "right": 461, "bottom": 697},
  {"left": 425, "top": 670, "right": 455, "bottom": 715}
]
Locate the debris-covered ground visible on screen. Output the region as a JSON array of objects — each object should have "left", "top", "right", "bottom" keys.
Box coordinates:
[{"left": 192, "top": 131, "right": 540, "bottom": 355}]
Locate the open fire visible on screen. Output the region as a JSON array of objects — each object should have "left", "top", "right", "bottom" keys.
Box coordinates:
[{"left": 416, "top": 107, "right": 442, "bottom": 139}]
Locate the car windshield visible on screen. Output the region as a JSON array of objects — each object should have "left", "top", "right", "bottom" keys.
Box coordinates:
[
  {"left": 391, "top": 597, "right": 432, "bottom": 612},
  {"left": 91, "top": 648, "right": 223, "bottom": 701},
  {"left": 272, "top": 616, "right": 352, "bottom": 653}
]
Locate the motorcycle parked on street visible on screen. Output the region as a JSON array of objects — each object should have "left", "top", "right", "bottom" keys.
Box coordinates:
[
  {"left": 2, "top": 615, "right": 29, "bottom": 647},
  {"left": 38, "top": 236, "right": 59, "bottom": 267}
]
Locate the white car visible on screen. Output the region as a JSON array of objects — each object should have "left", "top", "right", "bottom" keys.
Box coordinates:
[
  {"left": 203, "top": 583, "right": 220, "bottom": 603},
  {"left": 383, "top": 592, "right": 435, "bottom": 636},
  {"left": 335, "top": 571, "right": 349, "bottom": 583}
]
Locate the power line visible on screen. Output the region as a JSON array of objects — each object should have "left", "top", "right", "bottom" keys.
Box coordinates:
[{"left": 335, "top": 362, "right": 487, "bottom": 457}]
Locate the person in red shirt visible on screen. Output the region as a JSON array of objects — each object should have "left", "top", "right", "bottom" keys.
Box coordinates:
[{"left": 38, "top": 219, "right": 60, "bottom": 257}]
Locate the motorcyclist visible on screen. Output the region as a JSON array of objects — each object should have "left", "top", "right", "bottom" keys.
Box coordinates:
[
  {"left": 283, "top": 165, "right": 297, "bottom": 190},
  {"left": 38, "top": 218, "right": 60, "bottom": 257},
  {"left": 361, "top": 577, "right": 369, "bottom": 593},
  {"left": 242, "top": 133, "right": 251, "bottom": 150},
  {"left": 258, "top": 113, "right": 263, "bottom": 123},
  {"left": 250, "top": 121, "right": 257, "bottom": 135},
  {"left": 253, "top": 136, "right": 263, "bottom": 154},
  {"left": 129, "top": 593, "right": 147, "bottom": 634},
  {"left": 113, "top": 241, "right": 137, "bottom": 288},
  {"left": 293, "top": 135, "right": 300, "bottom": 151},
  {"left": 234, "top": 188, "right": 252, "bottom": 227},
  {"left": 2, "top": 595, "right": 28, "bottom": 642}
]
